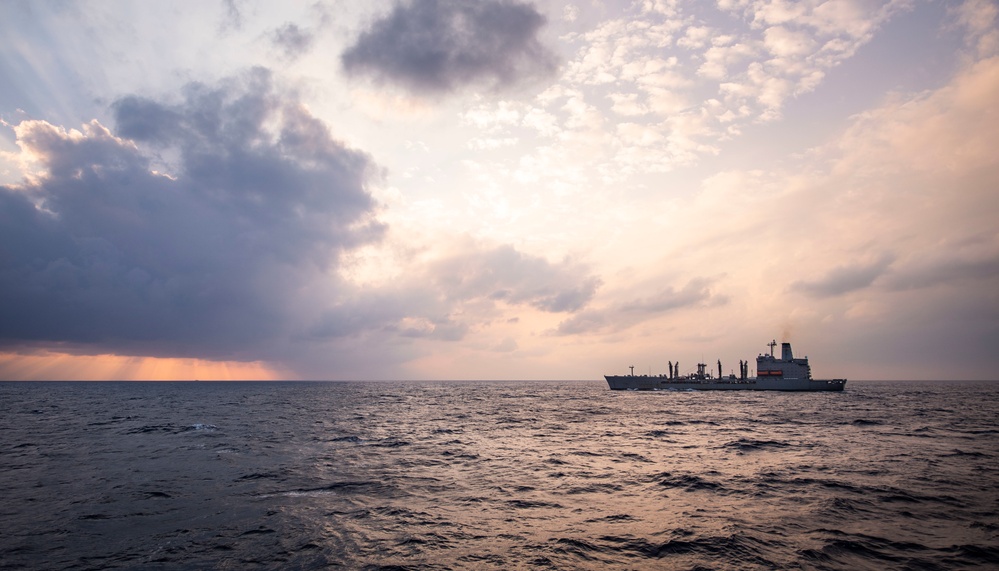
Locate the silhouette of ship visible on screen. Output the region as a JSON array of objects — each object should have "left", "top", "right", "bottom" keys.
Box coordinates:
[{"left": 605, "top": 340, "right": 846, "bottom": 391}]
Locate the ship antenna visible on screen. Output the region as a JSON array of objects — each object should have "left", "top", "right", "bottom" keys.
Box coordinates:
[{"left": 768, "top": 339, "right": 777, "bottom": 357}]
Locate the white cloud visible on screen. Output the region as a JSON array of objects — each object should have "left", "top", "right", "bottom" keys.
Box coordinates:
[
  {"left": 474, "top": 0, "right": 920, "bottom": 179},
  {"left": 608, "top": 93, "right": 649, "bottom": 116},
  {"left": 763, "top": 25, "right": 816, "bottom": 57},
  {"left": 616, "top": 122, "right": 664, "bottom": 146},
  {"left": 678, "top": 25, "right": 713, "bottom": 49},
  {"left": 698, "top": 40, "right": 758, "bottom": 79},
  {"left": 461, "top": 101, "right": 522, "bottom": 132},
  {"left": 466, "top": 137, "right": 519, "bottom": 150},
  {"left": 951, "top": 0, "right": 999, "bottom": 58},
  {"left": 641, "top": 0, "right": 681, "bottom": 17},
  {"left": 521, "top": 107, "right": 560, "bottom": 137},
  {"left": 563, "top": 4, "right": 580, "bottom": 23}
]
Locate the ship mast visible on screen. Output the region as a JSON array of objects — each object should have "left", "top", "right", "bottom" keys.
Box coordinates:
[{"left": 768, "top": 339, "right": 778, "bottom": 357}]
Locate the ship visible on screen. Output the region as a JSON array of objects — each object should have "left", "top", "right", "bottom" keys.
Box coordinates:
[{"left": 605, "top": 340, "right": 846, "bottom": 391}]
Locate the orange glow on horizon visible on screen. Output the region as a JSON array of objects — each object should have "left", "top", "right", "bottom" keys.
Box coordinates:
[{"left": 0, "top": 350, "right": 289, "bottom": 380}]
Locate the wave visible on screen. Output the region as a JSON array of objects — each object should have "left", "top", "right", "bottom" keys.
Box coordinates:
[
  {"left": 562, "top": 483, "right": 624, "bottom": 495},
  {"left": 124, "top": 424, "right": 176, "bottom": 434},
  {"left": 940, "top": 449, "right": 990, "bottom": 458},
  {"left": 562, "top": 533, "right": 784, "bottom": 567},
  {"left": 649, "top": 471, "right": 727, "bottom": 493},
  {"left": 121, "top": 422, "right": 218, "bottom": 434},
  {"left": 5, "top": 379, "right": 997, "bottom": 571},
  {"left": 369, "top": 439, "right": 411, "bottom": 447},
  {"left": 261, "top": 480, "right": 395, "bottom": 498},
  {"left": 185, "top": 423, "right": 218, "bottom": 431},
  {"left": 800, "top": 529, "right": 999, "bottom": 568},
  {"left": 505, "top": 499, "right": 563, "bottom": 509},
  {"left": 329, "top": 435, "right": 363, "bottom": 443},
  {"left": 722, "top": 438, "right": 792, "bottom": 452}
]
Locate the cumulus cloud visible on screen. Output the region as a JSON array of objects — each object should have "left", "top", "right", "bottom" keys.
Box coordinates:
[
  {"left": 341, "top": 0, "right": 559, "bottom": 95},
  {"left": 0, "top": 68, "right": 384, "bottom": 360},
  {"left": 469, "top": 0, "right": 913, "bottom": 181},
  {"left": 0, "top": 65, "right": 606, "bottom": 372},
  {"left": 763, "top": 25, "right": 816, "bottom": 57}
]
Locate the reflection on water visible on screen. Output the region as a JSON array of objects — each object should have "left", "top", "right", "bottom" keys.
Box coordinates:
[{"left": 1, "top": 380, "right": 997, "bottom": 569}]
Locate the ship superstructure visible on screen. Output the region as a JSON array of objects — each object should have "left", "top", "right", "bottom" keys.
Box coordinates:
[{"left": 605, "top": 339, "right": 846, "bottom": 391}]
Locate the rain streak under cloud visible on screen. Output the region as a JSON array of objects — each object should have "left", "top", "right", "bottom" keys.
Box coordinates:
[{"left": 0, "top": 0, "right": 998, "bottom": 380}]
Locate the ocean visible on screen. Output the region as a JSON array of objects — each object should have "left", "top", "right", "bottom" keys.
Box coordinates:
[{"left": 1, "top": 380, "right": 997, "bottom": 570}]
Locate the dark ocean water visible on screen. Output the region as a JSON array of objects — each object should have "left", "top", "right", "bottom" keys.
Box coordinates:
[{"left": 1, "top": 380, "right": 997, "bottom": 570}]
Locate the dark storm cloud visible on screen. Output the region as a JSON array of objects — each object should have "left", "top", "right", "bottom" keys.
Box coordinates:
[
  {"left": 341, "top": 0, "right": 559, "bottom": 94},
  {"left": 0, "top": 68, "right": 384, "bottom": 359},
  {"left": 554, "top": 278, "right": 725, "bottom": 335},
  {"left": 790, "top": 254, "right": 894, "bottom": 297}
]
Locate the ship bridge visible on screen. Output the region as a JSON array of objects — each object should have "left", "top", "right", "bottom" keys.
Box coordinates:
[{"left": 756, "top": 341, "right": 812, "bottom": 380}]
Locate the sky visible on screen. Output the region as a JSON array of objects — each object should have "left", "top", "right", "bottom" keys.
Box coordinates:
[{"left": 0, "top": 0, "right": 997, "bottom": 381}]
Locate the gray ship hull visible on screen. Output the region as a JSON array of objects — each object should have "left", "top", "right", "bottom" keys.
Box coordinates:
[{"left": 605, "top": 376, "right": 846, "bottom": 391}]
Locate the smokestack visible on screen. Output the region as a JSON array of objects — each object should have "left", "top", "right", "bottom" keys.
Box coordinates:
[
  {"left": 781, "top": 342, "right": 793, "bottom": 361},
  {"left": 718, "top": 360, "right": 722, "bottom": 379}
]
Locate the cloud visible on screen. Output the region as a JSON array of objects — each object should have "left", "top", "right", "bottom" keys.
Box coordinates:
[
  {"left": 554, "top": 277, "right": 725, "bottom": 335},
  {"left": 431, "top": 244, "right": 599, "bottom": 312},
  {"left": 271, "top": 23, "right": 315, "bottom": 60},
  {"left": 790, "top": 255, "right": 895, "bottom": 297},
  {"left": 698, "top": 38, "right": 757, "bottom": 80},
  {"left": 307, "top": 287, "right": 454, "bottom": 340},
  {"left": 475, "top": 0, "right": 914, "bottom": 180},
  {"left": 305, "top": 243, "right": 601, "bottom": 346},
  {"left": 678, "top": 26, "right": 713, "bottom": 50},
  {"left": 706, "top": 1, "right": 913, "bottom": 121},
  {"left": 341, "top": 0, "right": 559, "bottom": 95},
  {"left": 884, "top": 250, "right": 999, "bottom": 291},
  {"left": 763, "top": 25, "right": 816, "bottom": 57},
  {"left": 950, "top": 0, "right": 999, "bottom": 58},
  {"left": 0, "top": 68, "right": 384, "bottom": 360},
  {"left": 219, "top": 0, "right": 244, "bottom": 33}
]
